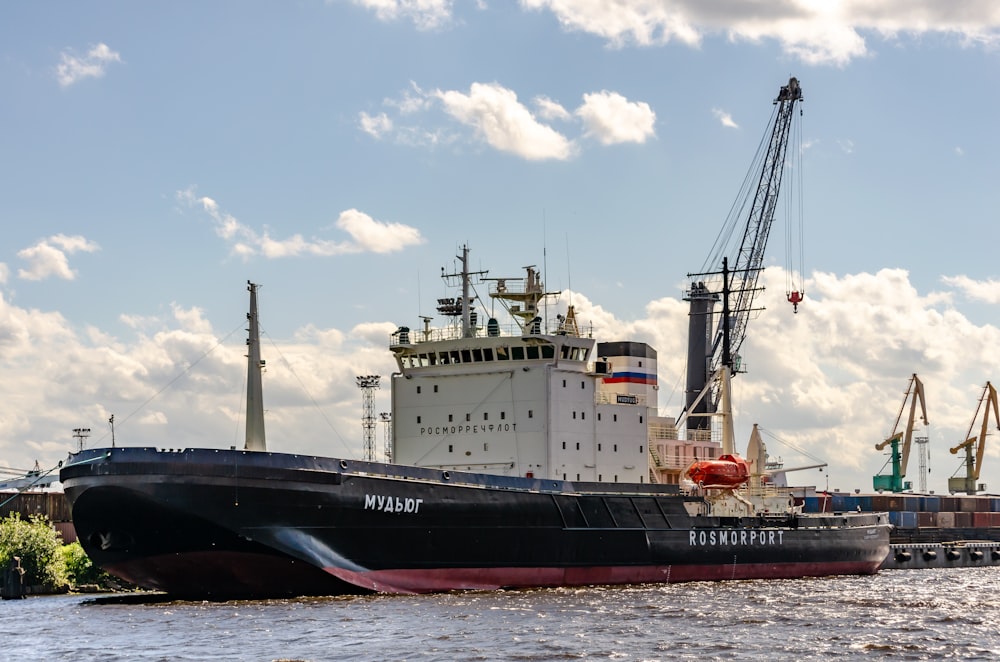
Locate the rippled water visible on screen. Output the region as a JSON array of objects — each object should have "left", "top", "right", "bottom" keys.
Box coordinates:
[{"left": 3, "top": 569, "right": 999, "bottom": 660}]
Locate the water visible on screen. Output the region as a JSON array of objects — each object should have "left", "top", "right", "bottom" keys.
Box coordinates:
[{"left": 3, "top": 569, "right": 999, "bottom": 661}]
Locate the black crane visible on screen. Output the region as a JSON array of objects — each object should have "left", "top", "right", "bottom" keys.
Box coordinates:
[{"left": 683, "top": 77, "right": 805, "bottom": 438}]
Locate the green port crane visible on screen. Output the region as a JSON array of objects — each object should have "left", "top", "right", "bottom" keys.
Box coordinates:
[
  {"left": 873, "top": 373, "right": 928, "bottom": 492},
  {"left": 948, "top": 381, "right": 998, "bottom": 495}
]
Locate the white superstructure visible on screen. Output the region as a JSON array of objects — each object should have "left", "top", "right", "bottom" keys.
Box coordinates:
[{"left": 388, "top": 246, "right": 721, "bottom": 485}]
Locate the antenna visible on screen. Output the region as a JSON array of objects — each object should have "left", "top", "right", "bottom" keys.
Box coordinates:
[
  {"left": 380, "top": 412, "right": 392, "bottom": 463},
  {"left": 356, "top": 375, "right": 381, "bottom": 461},
  {"left": 72, "top": 427, "right": 91, "bottom": 453},
  {"left": 915, "top": 435, "right": 929, "bottom": 493},
  {"left": 108, "top": 415, "right": 116, "bottom": 448},
  {"left": 565, "top": 232, "right": 572, "bottom": 306}
]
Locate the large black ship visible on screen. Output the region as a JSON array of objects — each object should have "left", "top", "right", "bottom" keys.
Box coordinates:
[
  {"left": 60, "top": 77, "right": 892, "bottom": 598},
  {"left": 62, "top": 447, "right": 888, "bottom": 598}
]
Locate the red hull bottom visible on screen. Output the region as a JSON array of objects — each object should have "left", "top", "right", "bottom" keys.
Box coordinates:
[{"left": 325, "top": 561, "right": 882, "bottom": 594}]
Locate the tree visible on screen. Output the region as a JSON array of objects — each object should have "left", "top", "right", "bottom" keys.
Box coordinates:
[
  {"left": 0, "top": 513, "right": 68, "bottom": 590},
  {"left": 60, "top": 541, "right": 115, "bottom": 588}
]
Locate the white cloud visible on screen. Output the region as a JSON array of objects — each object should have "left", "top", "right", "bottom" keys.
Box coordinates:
[
  {"left": 335, "top": 209, "right": 426, "bottom": 254},
  {"left": 359, "top": 111, "right": 393, "bottom": 138},
  {"left": 712, "top": 107, "right": 739, "bottom": 129},
  {"left": 435, "top": 82, "right": 576, "bottom": 160},
  {"left": 177, "top": 188, "right": 424, "bottom": 258},
  {"left": 350, "top": 0, "right": 455, "bottom": 30},
  {"left": 364, "top": 82, "right": 659, "bottom": 158},
  {"left": 534, "top": 95, "right": 572, "bottom": 121},
  {"left": 576, "top": 91, "right": 656, "bottom": 145},
  {"left": 941, "top": 274, "right": 1000, "bottom": 304},
  {"left": 518, "top": 0, "right": 1000, "bottom": 65},
  {"left": 17, "top": 234, "right": 100, "bottom": 281},
  {"left": 56, "top": 43, "right": 122, "bottom": 87}
]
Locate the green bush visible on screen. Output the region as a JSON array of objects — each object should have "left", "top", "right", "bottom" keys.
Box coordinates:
[
  {"left": 0, "top": 513, "right": 68, "bottom": 590},
  {"left": 60, "top": 541, "right": 115, "bottom": 588}
]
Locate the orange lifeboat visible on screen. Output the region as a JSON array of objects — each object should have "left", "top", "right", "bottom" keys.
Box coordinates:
[{"left": 686, "top": 454, "right": 751, "bottom": 488}]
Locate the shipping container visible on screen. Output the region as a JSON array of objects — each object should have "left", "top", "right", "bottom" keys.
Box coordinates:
[
  {"left": 938, "top": 512, "right": 956, "bottom": 528},
  {"left": 954, "top": 512, "right": 973, "bottom": 527},
  {"left": 958, "top": 497, "right": 978, "bottom": 513},
  {"left": 920, "top": 496, "right": 941, "bottom": 512},
  {"left": 917, "top": 511, "right": 937, "bottom": 527},
  {"left": 889, "top": 511, "right": 918, "bottom": 529},
  {"left": 972, "top": 512, "right": 993, "bottom": 528}
]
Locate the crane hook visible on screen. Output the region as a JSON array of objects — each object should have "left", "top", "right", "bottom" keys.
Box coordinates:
[{"left": 787, "top": 291, "right": 803, "bottom": 313}]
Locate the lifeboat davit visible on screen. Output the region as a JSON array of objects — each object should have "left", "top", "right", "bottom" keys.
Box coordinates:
[{"left": 686, "top": 454, "right": 751, "bottom": 488}]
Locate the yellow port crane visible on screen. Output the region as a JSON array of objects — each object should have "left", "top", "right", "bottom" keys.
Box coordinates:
[
  {"left": 873, "top": 374, "right": 928, "bottom": 492},
  {"left": 948, "top": 381, "right": 999, "bottom": 495}
]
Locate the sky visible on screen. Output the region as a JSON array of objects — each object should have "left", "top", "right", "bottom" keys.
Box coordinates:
[{"left": 2, "top": 1, "right": 1000, "bottom": 495}]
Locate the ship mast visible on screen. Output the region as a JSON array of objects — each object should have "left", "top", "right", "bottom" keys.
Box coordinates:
[
  {"left": 245, "top": 281, "right": 266, "bottom": 451},
  {"left": 440, "top": 245, "right": 487, "bottom": 338}
]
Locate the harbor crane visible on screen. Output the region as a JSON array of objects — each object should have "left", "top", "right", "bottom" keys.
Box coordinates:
[
  {"left": 872, "top": 373, "right": 928, "bottom": 492},
  {"left": 682, "top": 77, "right": 804, "bottom": 455},
  {"left": 948, "top": 381, "right": 998, "bottom": 495}
]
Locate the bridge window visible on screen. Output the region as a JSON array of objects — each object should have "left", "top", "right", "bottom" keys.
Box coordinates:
[
  {"left": 526, "top": 346, "right": 539, "bottom": 360},
  {"left": 512, "top": 347, "right": 525, "bottom": 360}
]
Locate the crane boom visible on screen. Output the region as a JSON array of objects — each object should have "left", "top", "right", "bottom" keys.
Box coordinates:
[
  {"left": 717, "top": 77, "right": 802, "bottom": 371},
  {"left": 872, "top": 373, "right": 928, "bottom": 492},
  {"left": 948, "top": 381, "right": 999, "bottom": 494},
  {"left": 684, "top": 77, "right": 804, "bottom": 433}
]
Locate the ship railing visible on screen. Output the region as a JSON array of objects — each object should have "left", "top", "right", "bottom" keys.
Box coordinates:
[
  {"left": 390, "top": 319, "right": 584, "bottom": 346},
  {"left": 678, "top": 428, "right": 723, "bottom": 444},
  {"left": 648, "top": 423, "right": 679, "bottom": 439},
  {"left": 738, "top": 483, "right": 791, "bottom": 498},
  {"left": 650, "top": 457, "right": 696, "bottom": 470}
]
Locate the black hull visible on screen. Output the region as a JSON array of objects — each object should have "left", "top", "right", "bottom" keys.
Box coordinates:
[{"left": 61, "top": 448, "right": 891, "bottom": 599}]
